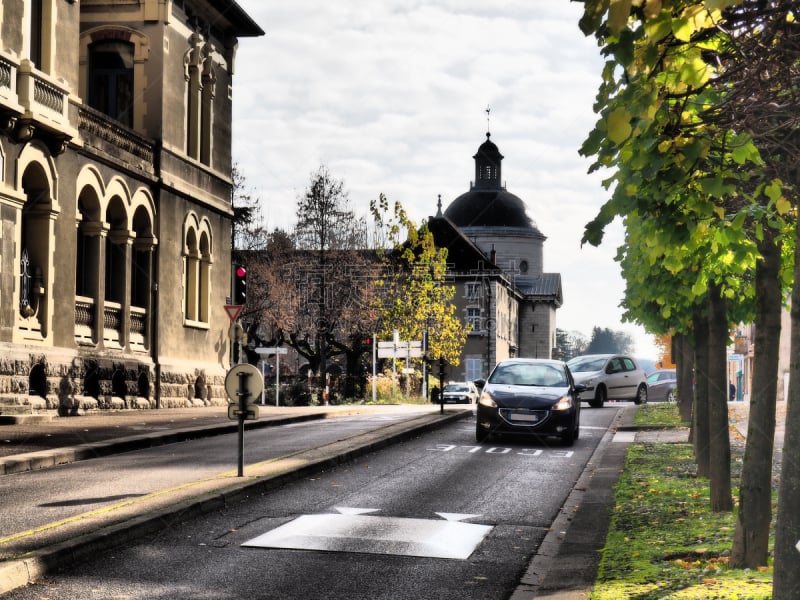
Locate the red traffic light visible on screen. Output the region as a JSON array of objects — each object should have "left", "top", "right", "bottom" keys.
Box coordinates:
[{"left": 233, "top": 263, "right": 247, "bottom": 305}]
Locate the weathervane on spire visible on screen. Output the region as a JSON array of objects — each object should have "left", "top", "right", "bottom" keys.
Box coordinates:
[{"left": 486, "top": 105, "right": 491, "bottom": 136}]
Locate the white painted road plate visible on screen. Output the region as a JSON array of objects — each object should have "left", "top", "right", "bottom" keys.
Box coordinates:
[{"left": 242, "top": 510, "right": 492, "bottom": 560}]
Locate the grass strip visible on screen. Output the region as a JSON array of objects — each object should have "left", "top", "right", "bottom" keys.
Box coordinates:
[{"left": 592, "top": 404, "right": 773, "bottom": 600}]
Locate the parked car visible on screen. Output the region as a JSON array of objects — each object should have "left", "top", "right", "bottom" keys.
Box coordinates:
[
  {"left": 476, "top": 358, "right": 584, "bottom": 446},
  {"left": 441, "top": 381, "right": 479, "bottom": 404},
  {"left": 646, "top": 369, "right": 677, "bottom": 402},
  {"left": 566, "top": 354, "right": 648, "bottom": 408}
]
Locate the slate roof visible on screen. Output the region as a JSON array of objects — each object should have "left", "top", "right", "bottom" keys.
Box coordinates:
[
  {"left": 426, "top": 215, "right": 497, "bottom": 272},
  {"left": 518, "top": 273, "right": 563, "bottom": 307}
]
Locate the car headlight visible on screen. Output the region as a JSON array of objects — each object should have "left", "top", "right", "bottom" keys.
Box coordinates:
[
  {"left": 551, "top": 395, "right": 572, "bottom": 411},
  {"left": 478, "top": 392, "right": 497, "bottom": 408}
]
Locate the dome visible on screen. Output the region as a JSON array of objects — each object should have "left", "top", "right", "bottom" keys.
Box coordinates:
[{"left": 445, "top": 189, "right": 536, "bottom": 229}]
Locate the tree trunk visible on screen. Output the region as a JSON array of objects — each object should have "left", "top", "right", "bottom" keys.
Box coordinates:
[
  {"left": 693, "top": 306, "right": 711, "bottom": 478},
  {"left": 674, "top": 332, "right": 694, "bottom": 423},
  {"left": 731, "top": 235, "right": 781, "bottom": 567},
  {"left": 707, "top": 283, "right": 733, "bottom": 512},
  {"left": 773, "top": 217, "right": 800, "bottom": 598}
]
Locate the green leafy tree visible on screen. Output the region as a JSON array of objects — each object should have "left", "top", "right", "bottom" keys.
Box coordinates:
[
  {"left": 576, "top": 0, "right": 797, "bottom": 578},
  {"left": 370, "top": 196, "right": 469, "bottom": 369}
]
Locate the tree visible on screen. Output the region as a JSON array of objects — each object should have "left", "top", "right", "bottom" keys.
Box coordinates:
[
  {"left": 584, "top": 327, "right": 634, "bottom": 355},
  {"left": 555, "top": 329, "right": 588, "bottom": 361},
  {"left": 279, "top": 165, "right": 376, "bottom": 399},
  {"left": 576, "top": 0, "right": 797, "bottom": 576},
  {"left": 231, "top": 165, "right": 273, "bottom": 363},
  {"left": 370, "top": 196, "right": 469, "bottom": 370},
  {"left": 575, "top": 0, "right": 784, "bottom": 517},
  {"left": 232, "top": 164, "right": 269, "bottom": 253}
]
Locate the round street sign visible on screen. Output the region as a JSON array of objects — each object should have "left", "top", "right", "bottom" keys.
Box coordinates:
[{"left": 225, "top": 363, "right": 264, "bottom": 403}]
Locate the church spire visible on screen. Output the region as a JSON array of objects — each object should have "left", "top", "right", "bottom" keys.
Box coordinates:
[{"left": 436, "top": 194, "right": 443, "bottom": 217}]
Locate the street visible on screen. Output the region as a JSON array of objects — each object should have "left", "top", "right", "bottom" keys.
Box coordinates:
[{"left": 2, "top": 407, "right": 620, "bottom": 599}]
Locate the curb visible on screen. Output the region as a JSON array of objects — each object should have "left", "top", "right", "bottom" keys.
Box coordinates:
[
  {"left": 509, "top": 405, "right": 632, "bottom": 600},
  {"left": 0, "top": 410, "right": 470, "bottom": 596}
]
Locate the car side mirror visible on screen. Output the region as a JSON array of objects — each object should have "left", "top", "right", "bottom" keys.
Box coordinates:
[
  {"left": 574, "top": 383, "right": 588, "bottom": 394},
  {"left": 474, "top": 379, "right": 486, "bottom": 389}
]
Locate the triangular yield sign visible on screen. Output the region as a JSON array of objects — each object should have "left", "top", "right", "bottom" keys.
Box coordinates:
[{"left": 224, "top": 304, "right": 243, "bottom": 321}]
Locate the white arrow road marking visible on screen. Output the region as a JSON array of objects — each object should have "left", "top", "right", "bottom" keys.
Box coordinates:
[
  {"left": 435, "top": 513, "right": 482, "bottom": 522},
  {"left": 334, "top": 507, "right": 381, "bottom": 515}
]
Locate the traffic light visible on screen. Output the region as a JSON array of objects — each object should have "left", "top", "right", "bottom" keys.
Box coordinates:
[
  {"left": 364, "top": 336, "right": 373, "bottom": 351},
  {"left": 233, "top": 264, "right": 247, "bottom": 305}
]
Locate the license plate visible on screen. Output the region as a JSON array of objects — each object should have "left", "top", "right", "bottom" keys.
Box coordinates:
[{"left": 511, "top": 412, "right": 539, "bottom": 422}]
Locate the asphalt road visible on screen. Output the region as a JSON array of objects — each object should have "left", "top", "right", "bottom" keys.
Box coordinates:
[
  {"left": 0, "top": 410, "right": 445, "bottom": 558},
  {"left": 2, "top": 409, "right": 618, "bottom": 600}
]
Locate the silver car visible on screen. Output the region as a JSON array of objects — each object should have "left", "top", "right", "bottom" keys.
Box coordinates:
[
  {"left": 566, "top": 354, "right": 648, "bottom": 408},
  {"left": 646, "top": 369, "right": 677, "bottom": 402},
  {"left": 441, "top": 381, "right": 479, "bottom": 404}
]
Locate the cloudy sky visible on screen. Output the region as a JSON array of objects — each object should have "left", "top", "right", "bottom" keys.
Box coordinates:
[{"left": 230, "top": 1, "right": 660, "bottom": 359}]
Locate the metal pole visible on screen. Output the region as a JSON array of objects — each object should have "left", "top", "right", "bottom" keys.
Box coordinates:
[
  {"left": 236, "top": 370, "right": 250, "bottom": 477},
  {"left": 438, "top": 357, "right": 445, "bottom": 415},
  {"left": 372, "top": 333, "right": 377, "bottom": 403},
  {"left": 276, "top": 350, "right": 280, "bottom": 406},
  {"left": 260, "top": 361, "right": 266, "bottom": 405},
  {"left": 422, "top": 328, "right": 428, "bottom": 400}
]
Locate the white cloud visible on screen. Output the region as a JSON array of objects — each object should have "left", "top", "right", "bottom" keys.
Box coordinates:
[{"left": 231, "top": 0, "right": 660, "bottom": 359}]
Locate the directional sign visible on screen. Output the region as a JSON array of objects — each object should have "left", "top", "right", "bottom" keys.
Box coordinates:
[
  {"left": 256, "top": 347, "right": 288, "bottom": 355},
  {"left": 377, "top": 340, "right": 423, "bottom": 359}
]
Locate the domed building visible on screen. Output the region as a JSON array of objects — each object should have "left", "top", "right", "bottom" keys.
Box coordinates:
[{"left": 428, "top": 132, "right": 562, "bottom": 381}]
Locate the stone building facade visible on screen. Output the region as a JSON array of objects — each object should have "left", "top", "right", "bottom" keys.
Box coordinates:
[
  {"left": 0, "top": 0, "right": 262, "bottom": 414},
  {"left": 430, "top": 133, "right": 562, "bottom": 381}
]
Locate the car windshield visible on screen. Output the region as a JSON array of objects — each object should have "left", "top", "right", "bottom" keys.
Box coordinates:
[
  {"left": 489, "top": 364, "right": 567, "bottom": 387},
  {"left": 567, "top": 357, "right": 607, "bottom": 372},
  {"left": 647, "top": 371, "right": 675, "bottom": 383},
  {"left": 444, "top": 384, "right": 467, "bottom": 392}
]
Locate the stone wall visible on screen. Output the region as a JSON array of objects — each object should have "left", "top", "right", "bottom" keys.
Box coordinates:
[{"left": 0, "top": 344, "right": 225, "bottom": 414}]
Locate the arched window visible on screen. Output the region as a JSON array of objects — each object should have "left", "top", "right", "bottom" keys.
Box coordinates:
[
  {"left": 88, "top": 41, "right": 134, "bottom": 127},
  {"left": 19, "top": 163, "right": 52, "bottom": 338},
  {"left": 183, "top": 215, "right": 212, "bottom": 326}
]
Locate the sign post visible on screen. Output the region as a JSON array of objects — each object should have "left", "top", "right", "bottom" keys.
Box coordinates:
[
  {"left": 255, "top": 346, "right": 288, "bottom": 406},
  {"left": 225, "top": 363, "right": 263, "bottom": 476},
  {"left": 377, "top": 338, "right": 423, "bottom": 401}
]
